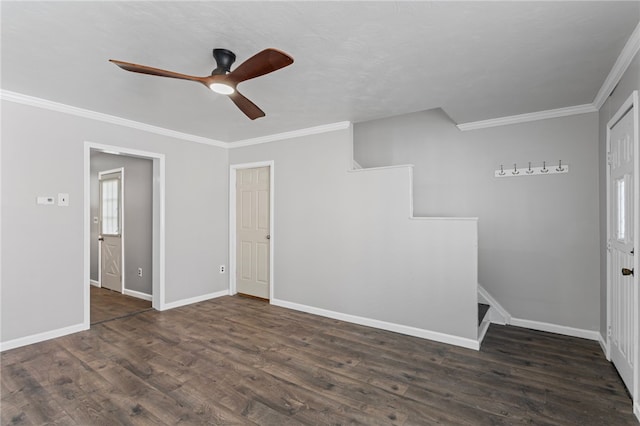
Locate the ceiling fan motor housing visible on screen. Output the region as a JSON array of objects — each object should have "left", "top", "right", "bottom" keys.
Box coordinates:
[{"left": 212, "top": 48, "right": 236, "bottom": 75}]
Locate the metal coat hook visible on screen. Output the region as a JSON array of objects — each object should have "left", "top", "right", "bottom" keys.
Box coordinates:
[
  {"left": 526, "top": 161, "right": 534, "bottom": 175},
  {"left": 495, "top": 159, "right": 568, "bottom": 178},
  {"left": 540, "top": 161, "right": 549, "bottom": 173}
]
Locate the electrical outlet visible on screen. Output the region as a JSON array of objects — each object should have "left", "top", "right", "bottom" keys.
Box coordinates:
[
  {"left": 138, "top": 268, "right": 143, "bottom": 277},
  {"left": 219, "top": 265, "right": 225, "bottom": 274}
]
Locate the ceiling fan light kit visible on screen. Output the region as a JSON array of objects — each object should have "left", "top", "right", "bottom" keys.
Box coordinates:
[
  {"left": 109, "top": 47, "right": 293, "bottom": 120},
  {"left": 209, "top": 83, "right": 235, "bottom": 95}
]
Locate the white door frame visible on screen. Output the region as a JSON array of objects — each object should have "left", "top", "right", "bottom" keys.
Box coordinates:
[
  {"left": 97, "top": 167, "right": 125, "bottom": 292},
  {"left": 606, "top": 90, "right": 639, "bottom": 414},
  {"left": 84, "top": 142, "right": 166, "bottom": 329},
  {"left": 229, "top": 161, "right": 275, "bottom": 299}
]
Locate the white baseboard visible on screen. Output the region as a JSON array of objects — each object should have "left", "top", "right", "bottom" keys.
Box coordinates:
[
  {"left": 0, "top": 323, "right": 87, "bottom": 352},
  {"left": 478, "top": 284, "right": 510, "bottom": 325},
  {"left": 160, "top": 289, "right": 229, "bottom": 311},
  {"left": 271, "top": 298, "right": 480, "bottom": 351},
  {"left": 634, "top": 401, "right": 640, "bottom": 423},
  {"left": 123, "top": 288, "right": 152, "bottom": 301},
  {"left": 478, "top": 319, "right": 491, "bottom": 344},
  {"left": 90, "top": 280, "right": 100, "bottom": 287},
  {"left": 510, "top": 317, "right": 600, "bottom": 341}
]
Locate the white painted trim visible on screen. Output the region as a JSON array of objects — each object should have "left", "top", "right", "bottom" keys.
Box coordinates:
[
  {"left": 123, "top": 289, "right": 152, "bottom": 302},
  {"left": 347, "top": 164, "right": 415, "bottom": 173},
  {"left": 156, "top": 156, "right": 166, "bottom": 311},
  {"left": 229, "top": 161, "right": 275, "bottom": 299},
  {"left": 229, "top": 121, "right": 351, "bottom": 148},
  {"left": 85, "top": 142, "right": 166, "bottom": 318},
  {"left": 271, "top": 298, "right": 480, "bottom": 351},
  {"left": 98, "top": 167, "right": 125, "bottom": 294},
  {"left": 162, "top": 290, "right": 229, "bottom": 310},
  {"left": 0, "top": 323, "right": 86, "bottom": 352},
  {"left": 478, "top": 284, "right": 511, "bottom": 325},
  {"left": 0, "top": 90, "right": 227, "bottom": 148},
  {"left": 457, "top": 104, "right": 597, "bottom": 131},
  {"left": 599, "top": 333, "right": 610, "bottom": 360},
  {"left": 90, "top": 280, "right": 100, "bottom": 287},
  {"left": 478, "top": 319, "right": 491, "bottom": 345},
  {"left": 634, "top": 401, "right": 640, "bottom": 423},
  {"left": 510, "top": 317, "right": 600, "bottom": 341},
  {"left": 83, "top": 144, "right": 91, "bottom": 329},
  {"left": 594, "top": 22, "right": 640, "bottom": 110}
]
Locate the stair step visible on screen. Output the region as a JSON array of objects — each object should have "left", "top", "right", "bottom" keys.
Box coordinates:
[{"left": 478, "top": 303, "right": 490, "bottom": 326}]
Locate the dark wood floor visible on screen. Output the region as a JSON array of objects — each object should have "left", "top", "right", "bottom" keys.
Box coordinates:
[
  {"left": 2, "top": 295, "right": 636, "bottom": 425},
  {"left": 90, "top": 286, "right": 152, "bottom": 325}
]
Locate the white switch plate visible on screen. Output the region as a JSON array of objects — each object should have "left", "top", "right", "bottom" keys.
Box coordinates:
[
  {"left": 37, "top": 196, "right": 55, "bottom": 205},
  {"left": 58, "top": 193, "right": 69, "bottom": 207}
]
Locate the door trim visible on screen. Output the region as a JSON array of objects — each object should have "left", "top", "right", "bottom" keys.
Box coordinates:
[
  {"left": 605, "top": 90, "right": 639, "bottom": 409},
  {"left": 97, "top": 167, "right": 125, "bottom": 292},
  {"left": 84, "top": 142, "right": 166, "bottom": 330},
  {"left": 229, "top": 161, "right": 275, "bottom": 299}
]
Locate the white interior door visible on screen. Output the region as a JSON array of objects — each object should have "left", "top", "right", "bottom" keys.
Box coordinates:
[
  {"left": 236, "top": 166, "right": 270, "bottom": 299},
  {"left": 609, "top": 101, "right": 636, "bottom": 396},
  {"left": 99, "top": 170, "right": 123, "bottom": 293}
]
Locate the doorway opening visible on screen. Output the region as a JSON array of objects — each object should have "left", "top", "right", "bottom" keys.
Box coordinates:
[{"left": 84, "top": 142, "right": 166, "bottom": 328}]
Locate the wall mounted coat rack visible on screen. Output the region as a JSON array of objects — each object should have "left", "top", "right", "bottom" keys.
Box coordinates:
[{"left": 494, "top": 160, "right": 568, "bottom": 178}]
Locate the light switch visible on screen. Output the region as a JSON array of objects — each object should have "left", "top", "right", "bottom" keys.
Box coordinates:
[
  {"left": 58, "top": 193, "right": 69, "bottom": 207},
  {"left": 37, "top": 196, "right": 55, "bottom": 205}
]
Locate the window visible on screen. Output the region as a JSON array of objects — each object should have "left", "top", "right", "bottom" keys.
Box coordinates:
[
  {"left": 101, "top": 178, "right": 120, "bottom": 235},
  {"left": 616, "top": 178, "right": 625, "bottom": 241}
]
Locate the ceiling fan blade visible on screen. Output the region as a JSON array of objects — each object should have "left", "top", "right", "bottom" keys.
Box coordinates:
[
  {"left": 228, "top": 48, "right": 293, "bottom": 84},
  {"left": 228, "top": 90, "right": 265, "bottom": 120},
  {"left": 109, "top": 59, "right": 208, "bottom": 85}
]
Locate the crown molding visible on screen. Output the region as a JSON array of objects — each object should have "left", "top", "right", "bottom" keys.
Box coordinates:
[
  {"left": 456, "top": 103, "right": 597, "bottom": 131},
  {"left": 1, "top": 89, "right": 351, "bottom": 149},
  {"left": 0, "top": 90, "right": 228, "bottom": 148},
  {"left": 228, "top": 121, "right": 352, "bottom": 148},
  {"left": 593, "top": 21, "right": 640, "bottom": 110}
]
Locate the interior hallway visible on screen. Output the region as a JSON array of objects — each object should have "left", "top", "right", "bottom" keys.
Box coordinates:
[{"left": 90, "top": 286, "right": 152, "bottom": 325}]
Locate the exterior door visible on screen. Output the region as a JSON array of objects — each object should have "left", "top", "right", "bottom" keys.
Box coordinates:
[
  {"left": 609, "top": 101, "right": 636, "bottom": 396},
  {"left": 236, "top": 167, "right": 270, "bottom": 299},
  {"left": 99, "top": 170, "right": 123, "bottom": 293}
]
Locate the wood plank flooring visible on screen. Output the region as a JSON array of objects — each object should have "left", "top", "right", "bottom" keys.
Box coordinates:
[
  {"left": 2, "top": 295, "right": 636, "bottom": 425},
  {"left": 90, "top": 286, "right": 152, "bottom": 325}
]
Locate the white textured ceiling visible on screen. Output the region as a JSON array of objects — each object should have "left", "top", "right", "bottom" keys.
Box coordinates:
[{"left": 2, "top": 1, "right": 639, "bottom": 142}]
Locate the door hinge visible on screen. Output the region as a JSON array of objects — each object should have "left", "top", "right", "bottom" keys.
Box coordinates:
[
  {"left": 607, "top": 241, "right": 612, "bottom": 251},
  {"left": 607, "top": 152, "right": 612, "bottom": 165},
  {"left": 608, "top": 325, "right": 612, "bottom": 337}
]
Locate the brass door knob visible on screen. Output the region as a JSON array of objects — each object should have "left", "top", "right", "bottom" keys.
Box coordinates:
[{"left": 622, "top": 268, "right": 634, "bottom": 276}]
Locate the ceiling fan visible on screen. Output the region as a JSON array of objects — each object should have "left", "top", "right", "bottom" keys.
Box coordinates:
[{"left": 109, "top": 48, "right": 294, "bottom": 120}]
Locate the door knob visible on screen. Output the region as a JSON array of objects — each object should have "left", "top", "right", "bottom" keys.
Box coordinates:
[
  {"left": 622, "top": 268, "right": 634, "bottom": 276},
  {"left": 98, "top": 237, "right": 104, "bottom": 241},
  {"left": 266, "top": 235, "right": 271, "bottom": 240}
]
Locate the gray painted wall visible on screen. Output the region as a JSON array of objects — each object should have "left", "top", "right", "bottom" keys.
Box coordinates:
[
  {"left": 598, "top": 51, "right": 640, "bottom": 337},
  {"left": 230, "top": 128, "right": 479, "bottom": 342},
  {"left": 1, "top": 101, "right": 229, "bottom": 343},
  {"left": 354, "top": 110, "right": 600, "bottom": 331},
  {"left": 90, "top": 152, "right": 153, "bottom": 295}
]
